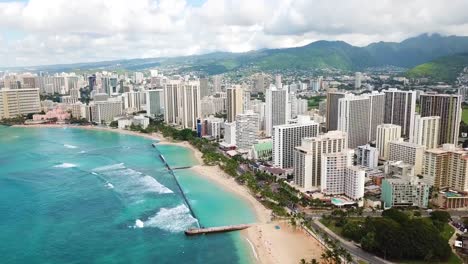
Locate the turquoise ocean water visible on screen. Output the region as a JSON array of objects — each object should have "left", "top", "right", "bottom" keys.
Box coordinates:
[{"left": 0, "top": 126, "right": 256, "bottom": 264}]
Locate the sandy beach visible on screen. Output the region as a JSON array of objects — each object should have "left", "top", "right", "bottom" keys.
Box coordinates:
[{"left": 12, "top": 124, "right": 324, "bottom": 264}]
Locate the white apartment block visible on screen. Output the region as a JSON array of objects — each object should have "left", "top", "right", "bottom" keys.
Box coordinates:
[
  {"left": 345, "top": 166, "right": 366, "bottom": 200},
  {"left": 273, "top": 115, "right": 319, "bottom": 169},
  {"left": 224, "top": 122, "right": 236, "bottom": 146},
  {"left": 410, "top": 114, "right": 440, "bottom": 149},
  {"left": 293, "top": 131, "right": 348, "bottom": 190},
  {"left": 355, "top": 144, "right": 379, "bottom": 169},
  {"left": 0, "top": 88, "right": 41, "bottom": 119},
  {"left": 90, "top": 98, "right": 123, "bottom": 124},
  {"left": 265, "top": 85, "right": 288, "bottom": 137},
  {"left": 320, "top": 151, "right": 365, "bottom": 201},
  {"left": 388, "top": 140, "right": 426, "bottom": 176},
  {"left": 236, "top": 111, "right": 259, "bottom": 150},
  {"left": 321, "top": 151, "right": 353, "bottom": 195},
  {"left": 376, "top": 124, "right": 401, "bottom": 160}
]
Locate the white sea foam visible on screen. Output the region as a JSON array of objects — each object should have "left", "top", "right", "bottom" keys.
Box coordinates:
[
  {"left": 93, "top": 163, "right": 125, "bottom": 172},
  {"left": 143, "top": 204, "right": 198, "bottom": 232},
  {"left": 135, "top": 219, "right": 145, "bottom": 228},
  {"left": 54, "top": 163, "right": 77, "bottom": 168},
  {"left": 105, "top": 182, "right": 114, "bottom": 189},
  {"left": 79, "top": 150, "right": 87, "bottom": 154},
  {"left": 91, "top": 172, "right": 98, "bottom": 175},
  {"left": 92, "top": 163, "right": 173, "bottom": 196},
  {"left": 64, "top": 144, "right": 78, "bottom": 149},
  {"left": 140, "top": 175, "right": 173, "bottom": 194}
]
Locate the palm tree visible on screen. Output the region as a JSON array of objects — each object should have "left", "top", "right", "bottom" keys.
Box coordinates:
[
  {"left": 299, "top": 259, "right": 307, "bottom": 264},
  {"left": 310, "top": 259, "right": 319, "bottom": 264}
]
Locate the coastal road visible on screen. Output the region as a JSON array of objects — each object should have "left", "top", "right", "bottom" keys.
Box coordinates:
[{"left": 310, "top": 219, "right": 394, "bottom": 264}]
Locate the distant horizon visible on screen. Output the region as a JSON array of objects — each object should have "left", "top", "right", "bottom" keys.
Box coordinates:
[
  {"left": 1, "top": 32, "right": 464, "bottom": 70},
  {"left": 2, "top": 0, "right": 468, "bottom": 67}
]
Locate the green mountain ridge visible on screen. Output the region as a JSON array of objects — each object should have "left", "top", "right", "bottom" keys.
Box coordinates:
[
  {"left": 406, "top": 53, "right": 468, "bottom": 83},
  {"left": 3, "top": 33, "right": 468, "bottom": 75}
]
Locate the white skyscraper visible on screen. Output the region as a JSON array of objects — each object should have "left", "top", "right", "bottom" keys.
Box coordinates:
[
  {"left": 293, "top": 131, "right": 348, "bottom": 190},
  {"left": 224, "top": 122, "right": 236, "bottom": 146},
  {"left": 410, "top": 114, "right": 440, "bottom": 149},
  {"left": 236, "top": 111, "right": 259, "bottom": 150},
  {"left": 321, "top": 151, "right": 353, "bottom": 195},
  {"left": 376, "top": 124, "right": 402, "bottom": 160},
  {"left": 273, "top": 115, "right": 319, "bottom": 169},
  {"left": 265, "top": 85, "right": 288, "bottom": 137},
  {"left": 337, "top": 92, "right": 384, "bottom": 149}
]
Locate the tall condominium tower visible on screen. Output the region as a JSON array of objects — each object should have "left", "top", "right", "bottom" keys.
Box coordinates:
[
  {"left": 163, "top": 80, "right": 200, "bottom": 130},
  {"left": 235, "top": 111, "right": 259, "bottom": 150},
  {"left": 226, "top": 85, "right": 244, "bottom": 123},
  {"left": 146, "top": 89, "right": 164, "bottom": 117},
  {"left": 265, "top": 85, "right": 288, "bottom": 137},
  {"left": 420, "top": 94, "right": 461, "bottom": 145},
  {"left": 326, "top": 91, "right": 346, "bottom": 131},
  {"left": 337, "top": 92, "right": 384, "bottom": 149},
  {"left": 383, "top": 88, "right": 416, "bottom": 138},
  {"left": 272, "top": 116, "right": 319, "bottom": 169},
  {"left": 410, "top": 114, "right": 440, "bottom": 149},
  {"left": 376, "top": 124, "right": 401, "bottom": 160},
  {"left": 293, "top": 131, "right": 348, "bottom": 190}
]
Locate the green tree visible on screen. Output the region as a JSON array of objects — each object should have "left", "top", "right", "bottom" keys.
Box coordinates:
[{"left": 109, "top": 120, "right": 118, "bottom": 128}]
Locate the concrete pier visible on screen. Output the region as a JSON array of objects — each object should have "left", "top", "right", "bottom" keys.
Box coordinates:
[{"left": 185, "top": 224, "right": 251, "bottom": 236}]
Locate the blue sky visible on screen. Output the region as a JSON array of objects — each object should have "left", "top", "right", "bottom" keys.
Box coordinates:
[{"left": 1, "top": 0, "right": 468, "bottom": 67}]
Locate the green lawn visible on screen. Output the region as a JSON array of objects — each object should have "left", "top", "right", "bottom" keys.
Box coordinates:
[
  {"left": 462, "top": 107, "right": 468, "bottom": 123},
  {"left": 307, "top": 96, "right": 326, "bottom": 110}
]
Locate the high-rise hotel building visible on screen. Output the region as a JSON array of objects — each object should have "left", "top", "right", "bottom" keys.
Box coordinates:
[
  {"left": 337, "top": 92, "right": 384, "bottom": 149},
  {"left": 383, "top": 88, "right": 416, "bottom": 138},
  {"left": 293, "top": 131, "right": 348, "bottom": 190},
  {"left": 0, "top": 88, "right": 41, "bottom": 119},
  {"left": 272, "top": 115, "right": 319, "bottom": 169},
  {"left": 376, "top": 124, "right": 401, "bottom": 160},
  {"left": 163, "top": 80, "right": 201, "bottom": 130},
  {"left": 420, "top": 93, "right": 461, "bottom": 145},
  {"left": 410, "top": 114, "right": 440, "bottom": 149},
  {"left": 326, "top": 91, "right": 346, "bottom": 131},
  {"left": 226, "top": 85, "right": 244, "bottom": 123},
  {"left": 265, "top": 85, "right": 288, "bottom": 137}
]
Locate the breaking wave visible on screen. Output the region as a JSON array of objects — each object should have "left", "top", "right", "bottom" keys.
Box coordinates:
[
  {"left": 92, "top": 163, "right": 173, "bottom": 195},
  {"left": 54, "top": 163, "right": 77, "bottom": 168},
  {"left": 64, "top": 144, "right": 78, "bottom": 149},
  {"left": 141, "top": 204, "right": 198, "bottom": 232}
]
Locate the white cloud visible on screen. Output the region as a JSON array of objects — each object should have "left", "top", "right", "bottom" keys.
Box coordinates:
[{"left": 1, "top": 0, "right": 468, "bottom": 67}]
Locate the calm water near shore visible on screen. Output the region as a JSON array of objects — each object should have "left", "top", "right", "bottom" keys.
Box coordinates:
[{"left": 0, "top": 126, "right": 256, "bottom": 264}]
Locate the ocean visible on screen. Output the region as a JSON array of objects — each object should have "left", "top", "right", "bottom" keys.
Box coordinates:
[{"left": 0, "top": 126, "right": 256, "bottom": 264}]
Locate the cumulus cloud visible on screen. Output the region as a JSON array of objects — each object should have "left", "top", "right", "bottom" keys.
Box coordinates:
[{"left": 1, "top": 0, "right": 468, "bottom": 67}]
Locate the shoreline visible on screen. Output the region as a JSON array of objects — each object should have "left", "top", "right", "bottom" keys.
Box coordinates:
[{"left": 11, "top": 124, "right": 324, "bottom": 264}]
